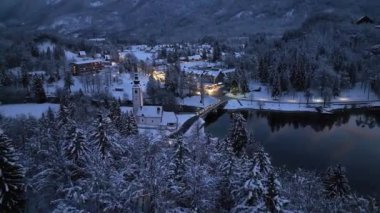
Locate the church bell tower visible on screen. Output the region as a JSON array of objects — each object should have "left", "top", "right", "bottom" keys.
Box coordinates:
[{"left": 132, "top": 72, "right": 143, "bottom": 114}]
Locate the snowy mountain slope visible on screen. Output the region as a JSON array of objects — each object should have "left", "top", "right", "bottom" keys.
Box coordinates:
[{"left": 1, "top": 0, "right": 379, "bottom": 40}]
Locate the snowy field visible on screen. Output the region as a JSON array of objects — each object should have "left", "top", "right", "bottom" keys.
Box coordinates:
[
  {"left": 0, "top": 103, "right": 59, "bottom": 118},
  {"left": 120, "top": 45, "right": 154, "bottom": 62},
  {"left": 45, "top": 71, "right": 149, "bottom": 102},
  {"left": 177, "top": 96, "right": 219, "bottom": 108}
]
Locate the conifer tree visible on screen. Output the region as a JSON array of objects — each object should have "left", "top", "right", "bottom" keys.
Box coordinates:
[
  {"left": 109, "top": 101, "right": 121, "bottom": 123},
  {"left": 264, "top": 172, "right": 286, "bottom": 213},
  {"left": 246, "top": 164, "right": 266, "bottom": 206},
  {"left": 126, "top": 112, "right": 138, "bottom": 136},
  {"left": 168, "top": 136, "right": 191, "bottom": 208},
  {"left": 33, "top": 77, "right": 46, "bottom": 103},
  {"left": 57, "top": 102, "right": 70, "bottom": 128},
  {"left": 0, "top": 130, "right": 24, "bottom": 212},
  {"left": 227, "top": 113, "right": 248, "bottom": 155},
  {"left": 64, "top": 126, "right": 88, "bottom": 164},
  {"left": 91, "top": 113, "right": 111, "bottom": 158},
  {"left": 218, "top": 137, "right": 235, "bottom": 211},
  {"left": 323, "top": 164, "right": 351, "bottom": 199},
  {"left": 253, "top": 146, "right": 272, "bottom": 176},
  {"left": 63, "top": 71, "right": 74, "bottom": 93}
]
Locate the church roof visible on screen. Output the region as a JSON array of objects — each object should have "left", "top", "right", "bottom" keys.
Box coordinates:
[{"left": 136, "top": 106, "right": 163, "bottom": 118}]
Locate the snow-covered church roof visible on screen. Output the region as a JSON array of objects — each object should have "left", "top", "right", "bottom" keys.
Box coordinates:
[{"left": 136, "top": 106, "right": 163, "bottom": 118}]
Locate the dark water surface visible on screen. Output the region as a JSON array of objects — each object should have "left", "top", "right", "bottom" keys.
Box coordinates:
[{"left": 205, "top": 110, "right": 380, "bottom": 198}]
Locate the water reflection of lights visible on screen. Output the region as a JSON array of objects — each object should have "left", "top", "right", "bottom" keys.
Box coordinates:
[{"left": 313, "top": 98, "right": 323, "bottom": 103}]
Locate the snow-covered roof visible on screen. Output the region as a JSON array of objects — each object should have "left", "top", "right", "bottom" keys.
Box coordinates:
[
  {"left": 137, "top": 106, "right": 163, "bottom": 118},
  {"left": 72, "top": 59, "right": 103, "bottom": 65},
  {"left": 205, "top": 70, "right": 221, "bottom": 77},
  {"left": 79, "top": 51, "right": 86, "bottom": 56},
  {"left": 221, "top": 68, "right": 236, "bottom": 74},
  {"left": 88, "top": 38, "right": 106, "bottom": 42},
  {"left": 28, "top": 71, "right": 46, "bottom": 75},
  {"left": 161, "top": 111, "right": 177, "bottom": 125}
]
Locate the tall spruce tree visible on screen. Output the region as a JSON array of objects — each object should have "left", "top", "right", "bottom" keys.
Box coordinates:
[
  {"left": 323, "top": 164, "right": 351, "bottom": 199},
  {"left": 91, "top": 113, "right": 112, "bottom": 159},
  {"left": 167, "top": 136, "right": 191, "bottom": 209},
  {"left": 227, "top": 113, "right": 248, "bottom": 155},
  {"left": 64, "top": 126, "right": 88, "bottom": 164},
  {"left": 0, "top": 130, "right": 25, "bottom": 212},
  {"left": 264, "top": 172, "right": 287, "bottom": 213},
  {"left": 253, "top": 146, "right": 272, "bottom": 176},
  {"left": 126, "top": 112, "right": 138, "bottom": 136},
  {"left": 57, "top": 96, "right": 73, "bottom": 128},
  {"left": 33, "top": 77, "right": 46, "bottom": 103}
]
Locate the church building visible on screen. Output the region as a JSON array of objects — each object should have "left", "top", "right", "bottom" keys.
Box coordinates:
[{"left": 132, "top": 72, "right": 178, "bottom": 130}]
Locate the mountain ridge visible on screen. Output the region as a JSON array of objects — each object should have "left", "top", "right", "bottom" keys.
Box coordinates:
[{"left": 0, "top": 0, "right": 379, "bottom": 41}]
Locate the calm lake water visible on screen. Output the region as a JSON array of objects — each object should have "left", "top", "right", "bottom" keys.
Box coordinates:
[{"left": 205, "top": 109, "right": 380, "bottom": 198}]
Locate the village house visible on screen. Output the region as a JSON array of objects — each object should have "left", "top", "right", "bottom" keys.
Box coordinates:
[
  {"left": 70, "top": 59, "right": 104, "bottom": 75},
  {"left": 78, "top": 51, "right": 87, "bottom": 57}
]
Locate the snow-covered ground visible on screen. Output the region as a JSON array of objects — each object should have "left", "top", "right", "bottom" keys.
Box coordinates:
[
  {"left": 176, "top": 113, "right": 195, "bottom": 127},
  {"left": 45, "top": 71, "right": 149, "bottom": 102},
  {"left": 0, "top": 103, "right": 59, "bottom": 118},
  {"left": 177, "top": 96, "right": 219, "bottom": 108},
  {"left": 65, "top": 50, "right": 81, "bottom": 62},
  {"left": 37, "top": 41, "right": 56, "bottom": 53},
  {"left": 225, "top": 81, "right": 380, "bottom": 112},
  {"left": 109, "top": 72, "right": 149, "bottom": 101},
  {"left": 120, "top": 45, "right": 154, "bottom": 62},
  {"left": 184, "top": 118, "right": 205, "bottom": 136}
]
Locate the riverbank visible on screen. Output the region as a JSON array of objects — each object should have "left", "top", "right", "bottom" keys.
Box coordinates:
[
  {"left": 224, "top": 81, "right": 380, "bottom": 113},
  {"left": 224, "top": 98, "right": 380, "bottom": 114}
]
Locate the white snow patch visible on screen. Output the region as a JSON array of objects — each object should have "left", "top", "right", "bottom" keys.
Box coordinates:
[
  {"left": 37, "top": 41, "right": 56, "bottom": 53},
  {"left": 177, "top": 96, "right": 219, "bottom": 108},
  {"left": 90, "top": 1, "right": 104, "bottom": 7},
  {"left": 284, "top": 9, "right": 295, "bottom": 18},
  {"left": 46, "top": 0, "right": 62, "bottom": 5}
]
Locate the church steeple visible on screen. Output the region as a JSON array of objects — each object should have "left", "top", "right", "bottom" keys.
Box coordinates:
[
  {"left": 134, "top": 71, "right": 140, "bottom": 85},
  {"left": 132, "top": 72, "right": 143, "bottom": 114}
]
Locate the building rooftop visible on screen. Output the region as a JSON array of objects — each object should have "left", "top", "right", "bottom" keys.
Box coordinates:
[
  {"left": 72, "top": 59, "right": 104, "bottom": 65},
  {"left": 136, "top": 106, "right": 163, "bottom": 118}
]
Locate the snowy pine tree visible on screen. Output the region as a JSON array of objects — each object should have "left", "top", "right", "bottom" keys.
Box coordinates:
[
  {"left": 233, "top": 158, "right": 267, "bottom": 213},
  {"left": 57, "top": 96, "right": 73, "bottom": 129},
  {"left": 109, "top": 101, "right": 121, "bottom": 122},
  {"left": 167, "top": 136, "right": 191, "bottom": 209},
  {"left": 64, "top": 125, "right": 88, "bottom": 164},
  {"left": 0, "top": 130, "right": 24, "bottom": 212},
  {"left": 91, "top": 113, "right": 112, "bottom": 159},
  {"left": 323, "top": 164, "right": 351, "bottom": 199},
  {"left": 33, "top": 76, "right": 46, "bottom": 103},
  {"left": 264, "top": 172, "right": 287, "bottom": 213},
  {"left": 109, "top": 101, "right": 124, "bottom": 134},
  {"left": 127, "top": 112, "right": 138, "bottom": 136},
  {"left": 227, "top": 113, "right": 248, "bottom": 155},
  {"left": 253, "top": 146, "right": 272, "bottom": 176},
  {"left": 217, "top": 137, "right": 236, "bottom": 211}
]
